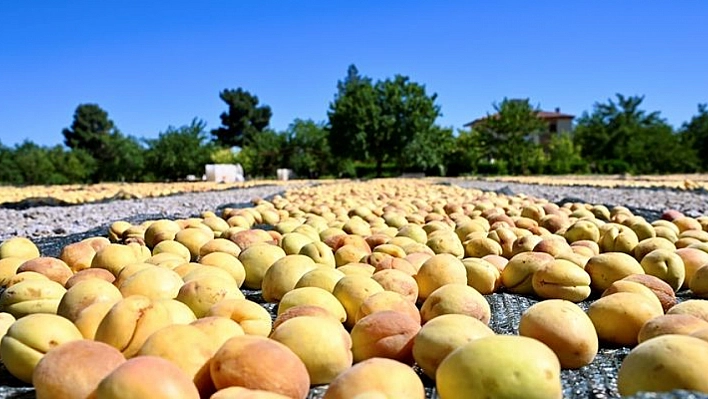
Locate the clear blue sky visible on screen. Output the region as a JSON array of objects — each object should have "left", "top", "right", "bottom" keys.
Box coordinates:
[{"left": 1, "top": 1, "right": 707, "bottom": 147}]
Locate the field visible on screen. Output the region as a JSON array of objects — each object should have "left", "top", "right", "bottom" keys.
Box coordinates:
[
  {"left": 0, "top": 178, "right": 707, "bottom": 398},
  {"left": 0, "top": 180, "right": 306, "bottom": 207},
  {"left": 2, "top": 174, "right": 707, "bottom": 208},
  {"left": 478, "top": 174, "right": 708, "bottom": 190}
]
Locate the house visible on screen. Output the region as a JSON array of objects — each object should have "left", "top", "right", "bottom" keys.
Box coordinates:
[{"left": 463, "top": 106, "right": 575, "bottom": 146}]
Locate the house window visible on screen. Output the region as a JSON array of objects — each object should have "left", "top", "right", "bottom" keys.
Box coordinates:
[{"left": 549, "top": 123, "right": 558, "bottom": 133}]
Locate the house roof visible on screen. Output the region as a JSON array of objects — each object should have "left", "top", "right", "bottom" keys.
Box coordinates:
[{"left": 463, "top": 109, "right": 575, "bottom": 128}]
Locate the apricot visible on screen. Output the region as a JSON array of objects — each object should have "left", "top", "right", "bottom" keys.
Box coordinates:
[
  {"left": 638, "top": 314, "right": 708, "bottom": 343},
  {"left": 32, "top": 340, "right": 125, "bottom": 399},
  {"left": 519, "top": 299, "right": 598, "bottom": 369},
  {"left": 323, "top": 358, "right": 425, "bottom": 399},
  {"left": 0, "top": 278, "right": 66, "bottom": 318},
  {"left": 137, "top": 324, "right": 217, "bottom": 394},
  {"left": 412, "top": 314, "right": 494, "bottom": 379},
  {"left": 64, "top": 268, "right": 115, "bottom": 288},
  {"left": 332, "top": 275, "right": 384, "bottom": 328},
  {"left": 270, "top": 315, "right": 353, "bottom": 385},
  {"left": 278, "top": 287, "right": 347, "bottom": 323},
  {"left": 177, "top": 275, "right": 244, "bottom": 318},
  {"left": 0, "top": 313, "right": 83, "bottom": 383},
  {"left": 414, "top": 253, "right": 467, "bottom": 302},
  {"left": 585, "top": 252, "right": 644, "bottom": 292},
  {"left": 0, "top": 237, "right": 40, "bottom": 261},
  {"left": 57, "top": 279, "right": 122, "bottom": 322},
  {"left": 355, "top": 290, "right": 420, "bottom": 324},
  {"left": 17, "top": 257, "right": 73, "bottom": 286},
  {"left": 295, "top": 267, "right": 346, "bottom": 293},
  {"left": 618, "top": 335, "right": 708, "bottom": 395},
  {"left": 117, "top": 266, "right": 183, "bottom": 300},
  {"left": 419, "top": 284, "right": 490, "bottom": 325},
  {"left": 210, "top": 335, "right": 309, "bottom": 398},
  {"left": 436, "top": 335, "right": 562, "bottom": 399},
  {"left": 94, "top": 295, "right": 174, "bottom": 358},
  {"left": 206, "top": 298, "right": 273, "bottom": 337},
  {"left": 587, "top": 292, "right": 663, "bottom": 346},
  {"left": 94, "top": 355, "right": 199, "bottom": 399},
  {"left": 238, "top": 243, "right": 286, "bottom": 289},
  {"left": 350, "top": 310, "right": 420, "bottom": 364},
  {"left": 198, "top": 251, "right": 246, "bottom": 287},
  {"left": 261, "top": 255, "right": 317, "bottom": 302}
]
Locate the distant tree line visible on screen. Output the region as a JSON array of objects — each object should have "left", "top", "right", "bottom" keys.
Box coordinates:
[{"left": 1, "top": 64, "right": 708, "bottom": 185}]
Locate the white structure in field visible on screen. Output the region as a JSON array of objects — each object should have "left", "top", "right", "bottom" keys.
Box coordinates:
[
  {"left": 277, "top": 168, "right": 294, "bottom": 181},
  {"left": 205, "top": 164, "right": 245, "bottom": 183}
]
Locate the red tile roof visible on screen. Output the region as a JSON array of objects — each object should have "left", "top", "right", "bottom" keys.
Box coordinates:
[{"left": 464, "top": 109, "right": 575, "bottom": 127}]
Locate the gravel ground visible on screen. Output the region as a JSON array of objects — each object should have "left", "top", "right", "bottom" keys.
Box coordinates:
[{"left": 0, "top": 184, "right": 305, "bottom": 242}]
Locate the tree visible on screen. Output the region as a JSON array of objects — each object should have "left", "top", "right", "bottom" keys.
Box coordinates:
[
  {"left": 62, "top": 104, "right": 117, "bottom": 154},
  {"left": 545, "top": 133, "right": 588, "bottom": 174},
  {"left": 211, "top": 88, "right": 272, "bottom": 148},
  {"left": 327, "top": 65, "right": 442, "bottom": 176},
  {"left": 399, "top": 125, "right": 455, "bottom": 176},
  {"left": 327, "top": 65, "right": 378, "bottom": 174},
  {"left": 574, "top": 94, "right": 696, "bottom": 173},
  {"left": 236, "top": 129, "right": 287, "bottom": 178},
  {"left": 284, "top": 119, "right": 331, "bottom": 178},
  {"left": 445, "top": 129, "right": 485, "bottom": 176},
  {"left": 145, "top": 119, "right": 214, "bottom": 181},
  {"left": 12, "top": 141, "right": 62, "bottom": 185},
  {"left": 49, "top": 146, "right": 97, "bottom": 183},
  {"left": 0, "top": 141, "right": 23, "bottom": 184},
  {"left": 473, "top": 98, "right": 548, "bottom": 175},
  {"left": 62, "top": 103, "right": 145, "bottom": 182},
  {"left": 679, "top": 104, "right": 708, "bottom": 170}
]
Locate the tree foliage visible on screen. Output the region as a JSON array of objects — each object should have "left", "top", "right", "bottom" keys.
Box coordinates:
[
  {"left": 445, "top": 129, "right": 485, "bottom": 176},
  {"left": 573, "top": 94, "right": 696, "bottom": 173},
  {"left": 0, "top": 141, "right": 96, "bottom": 185},
  {"left": 473, "top": 98, "right": 548, "bottom": 175},
  {"left": 399, "top": 125, "right": 455, "bottom": 176},
  {"left": 545, "top": 133, "right": 588, "bottom": 174},
  {"left": 284, "top": 119, "right": 332, "bottom": 178},
  {"left": 61, "top": 103, "right": 146, "bottom": 182},
  {"left": 62, "top": 104, "right": 116, "bottom": 154},
  {"left": 235, "top": 129, "right": 287, "bottom": 178},
  {"left": 145, "top": 119, "right": 214, "bottom": 181},
  {"left": 327, "top": 65, "right": 441, "bottom": 176},
  {"left": 679, "top": 104, "right": 708, "bottom": 171},
  {"left": 212, "top": 88, "right": 272, "bottom": 148}
]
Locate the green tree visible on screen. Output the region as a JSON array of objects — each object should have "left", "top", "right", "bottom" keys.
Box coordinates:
[
  {"left": 49, "top": 147, "right": 97, "bottom": 183},
  {"left": 0, "top": 141, "right": 23, "bottom": 184},
  {"left": 210, "top": 147, "right": 239, "bottom": 164},
  {"left": 445, "top": 129, "right": 485, "bottom": 176},
  {"left": 212, "top": 88, "right": 272, "bottom": 148},
  {"left": 236, "top": 129, "right": 287, "bottom": 178},
  {"left": 62, "top": 104, "right": 116, "bottom": 154},
  {"left": 62, "top": 103, "right": 145, "bottom": 182},
  {"left": 327, "top": 65, "right": 442, "bottom": 176},
  {"left": 679, "top": 104, "right": 708, "bottom": 170},
  {"left": 97, "top": 134, "right": 147, "bottom": 182},
  {"left": 574, "top": 94, "right": 696, "bottom": 173},
  {"left": 399, "top": 125, "right": 455, "bottom": 176},
  {"left": 145, "top": 119, "right": 214, "bottom": 181},
  {"left": 327, "top": 65, "right": 379, "bottom": 175},
  {"left": 545, "top": 133, "right": 588, "bottom": 174},
  {"left": 12, "top": 141, "right": 61, "bottom": 185},
  {"left": 284, "top": 119, "right": 331, "bottom": 178},
  {"left": 473, "top": 98, "right": 547, "bottom": 175}
]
